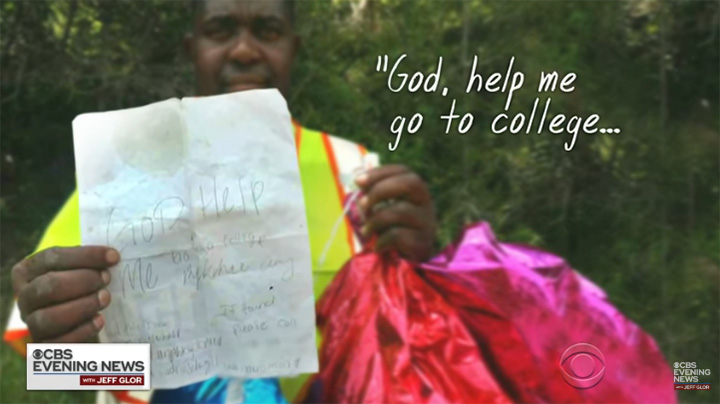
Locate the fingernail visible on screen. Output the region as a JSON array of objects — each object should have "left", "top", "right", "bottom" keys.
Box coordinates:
[
  {"left": 93, "top": 314, "right": 105, "bottom": 330},
  {"left": 98, "top": 289, "right": 111, "bottom": 308},
  {"left": 105, "top": 249, "right": 120, "bottom": 265},
  {"left": 101, "top": 271, "right": 111, "bottom": 285},
  {"left": 355, "top": 174, "right": 368, "bottom": 186},
  {"left": 359, "top": 196, "right": 369, "bottom": 210}
]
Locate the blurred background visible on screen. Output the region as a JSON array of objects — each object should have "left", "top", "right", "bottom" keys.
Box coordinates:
[{"left": 1, "top": 0, "right": 718, "bottom": 403}]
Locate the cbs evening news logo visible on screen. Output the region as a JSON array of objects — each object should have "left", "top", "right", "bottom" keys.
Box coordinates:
[
  {"left": 27, "top": 343, "right": 150, "bottom": 390},
  {"left": 673, "top": 362, "right": 712, "bottom": 391},
  {"left": 32, "top": 348, "right": 145, "bottom": 372}
]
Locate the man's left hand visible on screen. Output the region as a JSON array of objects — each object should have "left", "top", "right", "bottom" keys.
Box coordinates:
[{"left": 355, "top": 164, "right": 437, "bottom": 262}]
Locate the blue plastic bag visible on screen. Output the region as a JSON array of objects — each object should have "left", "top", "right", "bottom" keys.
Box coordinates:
[{"left": 151, "top": 377, "right": 288, "bottom": 404}]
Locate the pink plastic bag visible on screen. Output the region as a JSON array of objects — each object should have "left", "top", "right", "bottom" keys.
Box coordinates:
[
  {"left": 304, "top": 221, "right": 676, "bottom": 403},
  {"left": 418, "top": 222, "right": 676, "bottom": 403}
]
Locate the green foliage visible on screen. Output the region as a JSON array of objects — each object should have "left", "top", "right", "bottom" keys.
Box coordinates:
[{"left": 1, "top": 1, "right": 718, "bottom": 403}]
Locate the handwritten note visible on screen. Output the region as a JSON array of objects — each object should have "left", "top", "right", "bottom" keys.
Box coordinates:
[{"left": 72, "top": 89, "right": 318, "bottom": 388}]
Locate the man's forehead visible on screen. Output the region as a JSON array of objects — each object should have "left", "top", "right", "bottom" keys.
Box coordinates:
[{"left": 200, "top": 0, "right": 287, "bottom": 19}]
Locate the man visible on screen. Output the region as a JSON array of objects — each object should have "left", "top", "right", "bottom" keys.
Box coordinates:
[{"left": 6, "top": 1, "right": 437, "bottom": 403}]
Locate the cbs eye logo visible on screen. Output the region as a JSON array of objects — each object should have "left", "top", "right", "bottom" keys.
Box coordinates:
[
  {"left": 31, "top": 348, "right": 73, "bottom": 360},
  {"left": 559, "top": 343, "right": 606, "bottom": 389}
]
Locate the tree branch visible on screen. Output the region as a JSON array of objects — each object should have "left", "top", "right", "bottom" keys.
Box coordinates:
[{"left": 61, "top": 0, "right": 79, "bottom": 51}]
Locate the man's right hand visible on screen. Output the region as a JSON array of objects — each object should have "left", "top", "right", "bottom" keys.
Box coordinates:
[{"left": 11, "top": 246, "right": 119, "bottom": 342}]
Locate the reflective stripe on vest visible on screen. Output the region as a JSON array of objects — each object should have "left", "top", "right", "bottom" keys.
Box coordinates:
[
  {"left": 4, "top": 123, "right": 374, "bottom": 404},
  {"left": 280, "top": 123, "right": 377, "bottom": 402}
]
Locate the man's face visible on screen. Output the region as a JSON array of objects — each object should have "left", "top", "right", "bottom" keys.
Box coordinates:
[{"left": 187, "top": 0, "right": 298, "bottom": 98}]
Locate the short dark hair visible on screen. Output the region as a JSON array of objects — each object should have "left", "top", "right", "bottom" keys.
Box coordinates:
[{"left": 191, "top": 0, "right": 295, "bottom": 25}]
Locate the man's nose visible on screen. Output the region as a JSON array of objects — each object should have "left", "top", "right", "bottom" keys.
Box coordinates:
[{"left": 228, "top": 30, "right": 262, "bottom": 64}]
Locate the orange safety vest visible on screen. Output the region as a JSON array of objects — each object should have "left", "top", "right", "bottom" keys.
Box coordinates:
[{"left": 4, "top": 122, "right": 377, "bottom": 404}]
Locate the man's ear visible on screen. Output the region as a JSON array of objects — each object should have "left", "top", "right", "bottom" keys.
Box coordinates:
[{"left": 183, "top": 32, "right": 195, "bottom": 60}]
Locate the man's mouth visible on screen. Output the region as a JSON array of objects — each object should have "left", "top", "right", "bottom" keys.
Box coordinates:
[
  {"left": 224, "top": 76, "right": 268, "bottom": 93},
  {"left": 226, "top": 83, "right": 266, "bottom": 92}
]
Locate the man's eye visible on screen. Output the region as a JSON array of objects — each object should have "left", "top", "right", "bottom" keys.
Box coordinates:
[
  {"left": 255, "top": 24, "right": 283, "bottom": 41},
  {"left": 261, "top": 29, "right": 280, "bottom": 40},
  {"left": 204, "top": 26, "right": 232, "bottom": 41}
]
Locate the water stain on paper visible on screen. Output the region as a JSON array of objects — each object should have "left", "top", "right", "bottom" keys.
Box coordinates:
[{"left": 112, "top": 106, "right": 187, "bottom": 176}]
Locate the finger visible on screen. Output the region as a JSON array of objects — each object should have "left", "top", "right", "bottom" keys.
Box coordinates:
[
  {"left": 44, "top": 315, "right": 105, "bottom": 343},
  {"left": 354, "top": 165, "right": 410, "bottom": 189},
  {"left": 11, "top": 261, "right": 26, "bottom": 296},
  {"left": 16, "top": 246, "right": 119, "bottom": 285},
  {"left": 375, "top": 226, "right": 434, "bottom": 262},
  {"left": 363, "top": 201, "right": 427, "bottom": 236},
  {"left": 18, "top": 269, "right": 111, "bottom": 317},
  {"left": 26, "top": 289, "right": 111, "bottom": 341},
  {"left": 359, "top": 172, "right": 430, "bottom": 213}
]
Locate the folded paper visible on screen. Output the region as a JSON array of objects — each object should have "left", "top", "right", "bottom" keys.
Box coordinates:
[{"left": 72, "top": 89, "right": 318, "bottom": 389}]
